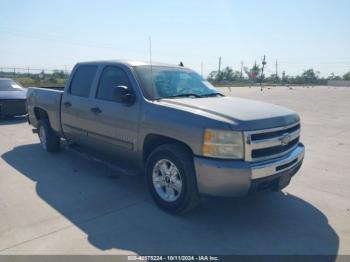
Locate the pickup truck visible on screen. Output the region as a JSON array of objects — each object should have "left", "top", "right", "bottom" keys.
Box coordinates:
[{"left": 27, "top": 60, "right": 305, "bottom": 213}]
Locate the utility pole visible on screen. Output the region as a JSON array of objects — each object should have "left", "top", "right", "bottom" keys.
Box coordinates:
[
  {"left": 260, "top": 55, "right": 266, "bottom": 91},
  {"left": 240, "top": 61, "right": 243, "bottom": 79},
  {"left": 218, "top": 57, "right": 222, "bottom": 73},
  {"left": 201, "top": 62, "right": 203, "bottom": 77},
  {"left": 275, "top": 59, "right": 278, "bottom": 77}
]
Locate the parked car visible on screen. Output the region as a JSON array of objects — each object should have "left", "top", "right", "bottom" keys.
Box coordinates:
[
  {"left": 27, "top": 60, "right": 305, "bottom": 213},
  {"left": 0, "top": 78, "right": 27, "bottom": 118}
]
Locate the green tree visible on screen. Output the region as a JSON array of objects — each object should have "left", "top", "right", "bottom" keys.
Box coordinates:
[
  {"left": 328, "top": 73, "right": 342, "bottom": 81},
  {"left": 207, "top": 71, "right": 218, "bottom": 82},
  {"left": 53, "top": 70, "right": 65, "bottom": 78},
  {"left": 301, "top": 68, "right": 319, "bottom": 83},
  {"left": 222, "top": 66, "right": 234, "bottom": 81},
  {"left": 343, "top": 72, "right": 350, "bottom": 81}
]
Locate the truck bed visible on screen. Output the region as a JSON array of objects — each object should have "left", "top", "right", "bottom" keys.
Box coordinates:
[{"left": 26, "top": 87, "right": 64, "bottom": 136}]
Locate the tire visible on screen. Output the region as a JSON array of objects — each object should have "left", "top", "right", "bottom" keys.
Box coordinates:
[
  {"left": 145, "top": 143, "right": 200, "bottom": 214},
  {"left": 38, "top": 119, "right": 60, "bottom": 152}
]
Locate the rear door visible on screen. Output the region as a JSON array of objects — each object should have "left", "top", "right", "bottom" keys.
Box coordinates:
[
  {"left": 61, "top": 65, "right": 98, "bottom": 145},
  {"left": 88, "top": 65, "right": 140, "bottom": 164}
]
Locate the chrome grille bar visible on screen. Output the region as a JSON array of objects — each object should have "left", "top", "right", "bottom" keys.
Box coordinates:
[{"left": 244, "top": 121, "right": 300, "bottom": 162}]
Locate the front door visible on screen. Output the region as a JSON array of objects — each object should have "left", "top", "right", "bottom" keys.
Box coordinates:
[{"left": 88, "top": 65, "right": 140, "bottom": 164}]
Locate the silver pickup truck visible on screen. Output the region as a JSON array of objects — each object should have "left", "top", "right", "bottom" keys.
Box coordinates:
[{"left": 27, "top": 60, "right": 304, "bottom": 213}]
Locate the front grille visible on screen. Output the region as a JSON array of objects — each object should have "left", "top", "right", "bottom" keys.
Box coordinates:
[
  {"left": 252, "top": 137, "right": 299, "bottom": 158},
  {"left": 244, "top": 121, "right": 300, "bottom": 162},
  {"left": 251, "top": 124, "right": 300, "bottom": 141},
  {"left": 0, "top": 99, "right": 27, "bottom": 115}
]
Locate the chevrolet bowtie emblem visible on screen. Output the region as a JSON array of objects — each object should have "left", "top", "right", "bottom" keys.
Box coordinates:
[{"left": 280, "top": 133, "right": 291, "bottom": 146}]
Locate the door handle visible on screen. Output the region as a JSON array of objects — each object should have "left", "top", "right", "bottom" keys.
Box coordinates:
[
  {"left": 91, "top": 107, "right": 102, "bottom": 114},
  {"left": 63, "top": 101, "right": 72, "bottom": 107}
]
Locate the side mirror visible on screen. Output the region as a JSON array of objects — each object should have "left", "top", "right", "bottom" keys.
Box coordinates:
[{"left": 113, "top": 85, "right": 135, "bottom": 104}]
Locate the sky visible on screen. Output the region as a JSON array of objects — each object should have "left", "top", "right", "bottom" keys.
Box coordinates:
[{"left": 0, "top": 0, "right": 349, "bottom": 77}]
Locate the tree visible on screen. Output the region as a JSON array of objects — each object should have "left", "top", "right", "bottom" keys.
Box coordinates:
[
  {"left": 53, "top": 70, "right": 65, "bottom": 78},
  {"left": 265, "top": 74, "right": 280, "bottom": 83},
  {"left": 222, "top": 66, "right": 234, "bottom": 81},
  {"left": 207, "top": 71, "right": 218, "bottom": 82},
  {"left": 343, "top": 72, "right": 350, "bottom": 81},
  {"left": 301, "top": 68, "right": 319, "bottom": 83},
  {"left": 207, "top": 66, "right": 241, "bottom": 82},
  {"left": 328, "top": 73, "right": 342, "bottom": 81},
  {"left": 215, "top": 70, "right": 225, "bottom": 82}
]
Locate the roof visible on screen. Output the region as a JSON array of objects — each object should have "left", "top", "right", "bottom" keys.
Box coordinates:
[{"left": 77, "top": 60, "right": 186, "bottom": 68}]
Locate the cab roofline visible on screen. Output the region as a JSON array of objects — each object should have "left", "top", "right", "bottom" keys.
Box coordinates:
[{"left": 75, "top": 60, "right": 186, "bottom": 68}]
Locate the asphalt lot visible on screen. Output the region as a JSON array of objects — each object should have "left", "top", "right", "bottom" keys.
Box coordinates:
[{"left": 0, "top": 85, "right": 349, "bottom": 256}]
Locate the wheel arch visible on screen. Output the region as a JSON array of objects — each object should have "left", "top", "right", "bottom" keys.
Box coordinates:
[
  {"left": 34, "top": 107, "right": 49, "bottom": 121},
  {"left": 142, "top": 134, "right": 194, "bottom": 166}
]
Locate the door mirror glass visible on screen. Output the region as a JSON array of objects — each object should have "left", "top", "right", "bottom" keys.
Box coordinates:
[{"left": 113, "top": 85, "right": 135, "bottom": 104}]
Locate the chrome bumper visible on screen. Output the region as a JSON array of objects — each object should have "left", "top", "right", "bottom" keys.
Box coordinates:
[
  {"left": 250, "top": 144, "right": 304, "bottom": 179},
  {"left": 194, "top": 143, "right": 305, "bottom": 197}
]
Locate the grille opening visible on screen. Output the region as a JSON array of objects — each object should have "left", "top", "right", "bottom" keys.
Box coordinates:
[
  {"left": 276, "top": 158, "right": 298, "bottom": 171},
  {"left": 0, "top": 100, "right": 26, "bottom": 115},
  {"left": 252, "top": 137, "right": 299, "bottom": 158},
  {"left": 251, "top": 124, "right": 300, "bottom": 141}
]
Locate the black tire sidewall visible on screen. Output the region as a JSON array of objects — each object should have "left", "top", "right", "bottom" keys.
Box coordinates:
[
  {"left": 146, "top": 145, "right": 198, "bottom": 213},
  {"left": 38, "top": 119, "right": 60, "bottom": 152},
  {"left": 38, "top": 123, "right": 48, "bottom": 150}
]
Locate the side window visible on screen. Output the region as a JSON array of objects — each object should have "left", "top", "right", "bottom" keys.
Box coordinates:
[
  {"left": 96, "top": 66, "right": 131, "bottom": 102},
  {"left": 69, "top": 65, "right": 98, "bottom": 97}
]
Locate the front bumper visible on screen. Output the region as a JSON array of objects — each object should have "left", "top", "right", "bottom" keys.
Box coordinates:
[
  {"left": 0, "top": 99, "right": 27, "bottom": 116},
  {"left": 194, "top": 143, "right": 304, "bottom": 197}
]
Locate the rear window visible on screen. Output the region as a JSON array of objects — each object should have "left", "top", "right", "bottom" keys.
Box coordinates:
[{"left": 69, "top": 65, "right": 98, "bottom": 97}]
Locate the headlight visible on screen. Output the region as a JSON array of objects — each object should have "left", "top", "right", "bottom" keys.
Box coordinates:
[{"left": 202, "top": 129, "right": 244, "bottom": 159}]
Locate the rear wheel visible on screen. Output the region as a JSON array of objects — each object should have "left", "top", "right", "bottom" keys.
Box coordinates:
[
  {"left": 38, "top": 119, "right": 60, "bottom": 152},
  {"left": 146, "top": 143, "right": 200, "bottom": 214}
]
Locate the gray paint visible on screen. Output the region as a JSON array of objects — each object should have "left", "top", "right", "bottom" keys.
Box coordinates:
[
  {"left": 159, "top": 96, "right": 299, "bottom": 131},
  {"left": 26, "top": 60, "right": 304, "bottom": 197}
]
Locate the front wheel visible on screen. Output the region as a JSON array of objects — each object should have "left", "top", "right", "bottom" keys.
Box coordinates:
[
  {"left": 146, "top": 143, "right": 200, "bottom": 214},
  {"left": 38, "top": 119, "right": 60, "bottom": 152}
]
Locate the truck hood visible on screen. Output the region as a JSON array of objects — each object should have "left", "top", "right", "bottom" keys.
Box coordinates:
[
  {"left": 159, "top": 96, "right": 299, "bottom": 130},
  {"left": 0, "top": 90, "right": 27, "bottom": 100}
]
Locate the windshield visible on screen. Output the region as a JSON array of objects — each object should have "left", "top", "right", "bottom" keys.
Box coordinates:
[
  {"left": 0, "top": 80, "right": 24, "bottom": 91},
  {"left": 133, "top": 66, "right": 220, "bottom": 100}
]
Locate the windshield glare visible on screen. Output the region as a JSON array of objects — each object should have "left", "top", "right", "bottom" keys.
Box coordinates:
[
  {"left": 134, "top": 66, "right": 220, "bottom": 99},
  {"left": 0, "top": 80, "right": 24, "bottom": 91}
]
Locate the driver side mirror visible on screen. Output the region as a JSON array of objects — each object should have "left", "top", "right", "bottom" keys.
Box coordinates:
[{"left": 113, "top": 85, "right": 135, "bottom": 104}]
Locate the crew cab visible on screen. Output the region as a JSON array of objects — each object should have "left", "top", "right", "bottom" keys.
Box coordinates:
[{"left": 27, "top": 60, "right": 304, "bottom": 213}]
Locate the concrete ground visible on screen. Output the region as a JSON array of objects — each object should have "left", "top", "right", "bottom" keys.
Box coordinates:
[{"left": 0, "top": 86, "right": 349, "bottom": 256}]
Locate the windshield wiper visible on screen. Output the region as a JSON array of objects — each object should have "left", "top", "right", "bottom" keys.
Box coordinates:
[
  {"left": 200, "top": 92, "right": 224, "bottom": 97},
  {"left": 157, "top": 93, "right": 202, "bottom": 100}
]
